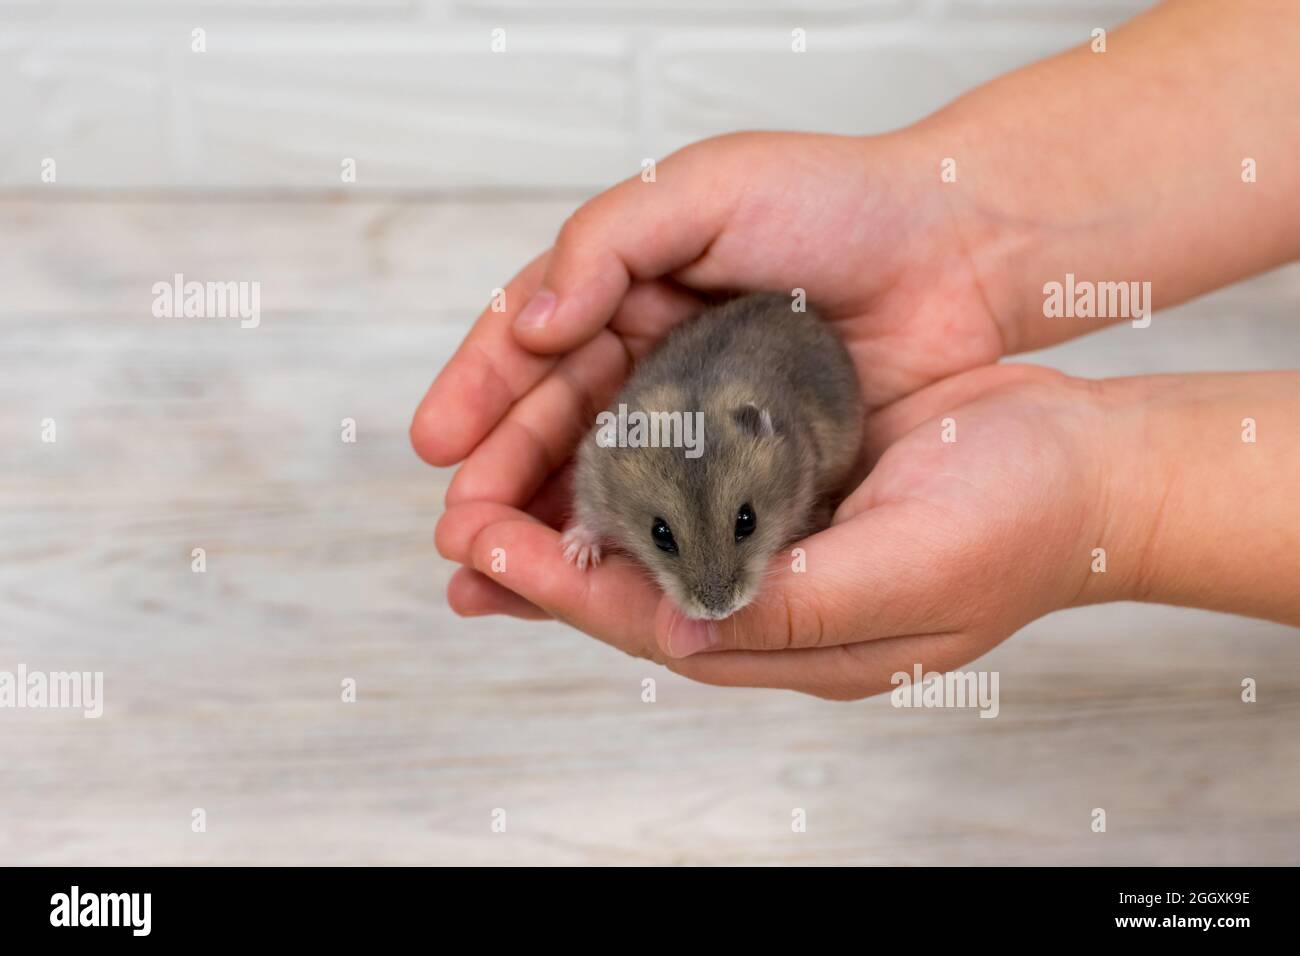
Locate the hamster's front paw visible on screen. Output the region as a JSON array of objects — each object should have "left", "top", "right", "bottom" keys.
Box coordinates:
[{"left": 560, "top": 523, "right": 602, "bottom": 571}]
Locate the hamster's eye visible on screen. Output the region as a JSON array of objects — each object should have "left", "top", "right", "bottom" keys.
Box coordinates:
[
  {"left": 651, "top": 517, "right": 678, "bottom": 554},
  {"left": 735, "top": 503, "right": 756, "bottom": 542}
]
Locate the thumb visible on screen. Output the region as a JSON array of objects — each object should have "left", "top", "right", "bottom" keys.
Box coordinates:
[
  {"left": 652, "top": 501, "right": 976, "bottom": 659},
  {"left": 511, "top": 138, "right": 742, "bottom": 354}
]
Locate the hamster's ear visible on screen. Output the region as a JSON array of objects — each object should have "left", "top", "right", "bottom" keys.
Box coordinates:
[{"left": 732, "top": 403, "right": 776, "bottom": 440}]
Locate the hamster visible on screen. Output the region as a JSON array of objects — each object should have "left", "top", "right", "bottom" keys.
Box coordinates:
[{"left": 560, "top": 292, "right": 863, "bottom": 621}]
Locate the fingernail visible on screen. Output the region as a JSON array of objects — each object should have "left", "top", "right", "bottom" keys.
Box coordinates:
[
  {"left": 669, "top": 615, "right": 718, "bottom": 658},
  {"left": 514, "top": 288, "right": 556, "bottom": 331}
]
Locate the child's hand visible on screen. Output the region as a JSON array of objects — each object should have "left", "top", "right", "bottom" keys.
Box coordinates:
[
  {"left": 410, "top": 130, "right": 1011, "bottom": 509},
  {"left": 434, "top": 364, "right": 1124, "bottom": 697},
  {"left": 436, "top": 366, "right": 1300, "bottom": 698}
]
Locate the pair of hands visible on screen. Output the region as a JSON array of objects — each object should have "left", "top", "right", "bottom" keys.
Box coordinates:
[{"left": 412, "top": 132, "right": 1140, "bottom": 699}]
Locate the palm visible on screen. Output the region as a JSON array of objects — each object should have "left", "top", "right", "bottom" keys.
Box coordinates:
[
  {"left": 831, "top": 364, "right": 1106, "bottom": 644},
  {"left": 608, "top": 132, "right": 1006, "bottom": 412}
]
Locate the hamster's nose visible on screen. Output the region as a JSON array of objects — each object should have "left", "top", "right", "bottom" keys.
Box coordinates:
[{"left": 693, "top": 578, "right": 736, "bottom": 619}]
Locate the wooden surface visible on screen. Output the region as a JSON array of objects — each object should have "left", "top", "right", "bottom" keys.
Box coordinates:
[{"left": 1, "top": 197, "right": 1298, "bottom": 865}]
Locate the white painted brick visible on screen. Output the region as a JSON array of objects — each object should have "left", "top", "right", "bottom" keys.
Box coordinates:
[
  {"left": 0, "top": 28, "right": 637, "bottom": 190},
  {"left": 453, "top": 0, "right": 907, "bottom": 19},
  {"left": 942, "top": 0, "right": 1152, "bottom": 19},
  {"left": 645, "top": 27, "right": 1080, "bottom": 154},
  {"left": 0, "top": 1, "right": 1170, "bottom": 193},
  {"left": 169, "top": 30, "right": 634, "bottom": 190},
  {"left": 0, "top": 1, "right": 414, "bottom": 13},
  {"left": 0, "top": 32, "right": 172, "bottom": 187}
]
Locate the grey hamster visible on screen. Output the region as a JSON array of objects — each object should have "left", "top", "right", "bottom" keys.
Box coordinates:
[{"left": 561, "top": 292, "right": 863, "bottom": 620}]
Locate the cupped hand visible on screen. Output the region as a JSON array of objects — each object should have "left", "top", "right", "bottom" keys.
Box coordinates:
[
  {"left": 411, "top": 131, "right": 1013, "bottom": 517},
  {"left": 435, "top": 364, "right": 1131, "bottom": 699}
]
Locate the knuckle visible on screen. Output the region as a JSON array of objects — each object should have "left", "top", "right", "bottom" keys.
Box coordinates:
[
  {"left": 433, "top": 522, "right": 455, "bottom": 562},
  {"left": 554, "top": 211, "right": 586, "bottom": 250},
  {"left": 555, "top": 200, "right": 603, "bottom": 250},
  {"left": 756, "top": 589, "right": 828, "bottom": 650},
  {"left": 631, "top": 643, "right": 670, "bottom": 668}
]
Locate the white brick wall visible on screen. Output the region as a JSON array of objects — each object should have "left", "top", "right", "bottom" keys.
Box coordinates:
[{"left": 0, "top": 0, "right": 1154, "bottom": 192}]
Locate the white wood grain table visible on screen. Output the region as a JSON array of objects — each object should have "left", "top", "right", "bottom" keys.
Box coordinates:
[{"left": 1, "top": 197, "right": 1297, "bottom": 865}]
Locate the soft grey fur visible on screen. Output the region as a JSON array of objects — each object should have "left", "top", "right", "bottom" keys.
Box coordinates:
[{"left": 566, "top": 292, "right": 863, "bottom": 620}]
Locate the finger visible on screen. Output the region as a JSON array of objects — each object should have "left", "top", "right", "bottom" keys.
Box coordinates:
[
  {"left": 410, "top": 252, "right": 557, "bottom": 467},
  {"left": 461, "top": 511, "right": 664, "bottom": 662},
  {"left": 444, "top": 280, "right": 704, "bottom": 507},
  {"left": 607, "top": 277, "right": 707, "bottom": 356},
  {"left": 436, "top": 500, "right": 537, "bottom": 565},
  {"left": 518, "top": 464, "right": 575, "bottom": 530},
  {"left": 670, "top": 630, "right": 995, "bottom": 701},
  {"left": 447, "top": 566, "right": 552, "bottom": 621},
  {"left": 512, "top": 142, "right": 740, "bottom": 355},
  {"left": 443, "top": 330, "right": 627, "bottom": 506},
  {"left": 437, "top": 477, "right": 592, "bottom": 564},
  {"left": 652, "top": 501, "right": 978, "bottom": 658}
]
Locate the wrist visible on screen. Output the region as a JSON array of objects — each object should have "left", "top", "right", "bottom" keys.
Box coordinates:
[
  {"left": 1085, "top": 372, "right": 1300, "bottom": 625},
  {"left": 892, "top": 118, "right": 1035, "bottom": 357}
]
